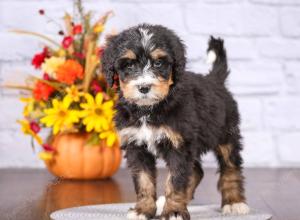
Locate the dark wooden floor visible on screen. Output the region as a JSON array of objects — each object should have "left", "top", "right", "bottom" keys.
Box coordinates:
[{"left": 0, "top": 168, "right": 300, "bottom": 220}]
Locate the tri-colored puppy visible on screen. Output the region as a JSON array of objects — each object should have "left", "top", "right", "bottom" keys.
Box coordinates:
[{"left": 102, "top": 24, "right": 249, "bottom": 220}]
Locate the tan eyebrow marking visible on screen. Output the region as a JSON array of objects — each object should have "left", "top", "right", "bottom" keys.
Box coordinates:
[
  {"left": 150, "top": 48, "right": 168, "bottom": 60},
  {"left": 121, "top": 49, "right": 136, "bottom": 60}
]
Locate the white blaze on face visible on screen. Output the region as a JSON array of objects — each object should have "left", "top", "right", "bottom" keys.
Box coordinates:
[
  {"left": 139, "top": 28, "right": 154, "bottom": 51},
  {"left": 128, "top": 61, "right": 156, "bottom": 86}
]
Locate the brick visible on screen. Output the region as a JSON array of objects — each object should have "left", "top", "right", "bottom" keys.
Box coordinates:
[
  {"left": 83, "top": 2, "right": 140, "bottom": 33},
  {"left": 228, "top": 61, "right": 284, "bottom": 95},
  {"left": 225, "top": 38, "right": 257, "bottom": 60},
  {"left": 1, "top": 61, "right": 40, "bottom": 96},
  {"left": 285, "top": 62, "right": 300, "bottom": 94},
  {"left": 0, "top": 1, "right": 72, "bottom": 33},
  {"left": 134, "top": 3, "right": 186, "bottom": 34},
  {"left": 0, "top": 129, "right": 43, "bottom": 167},
  {"left": 182, "top": 35, "right": 208, "bottom": 61},
  {"left": 236, "top": 97, "right": 263, "bottom": 131},
  {"left": 0, "top": 33, "right": 45, "bottom": 61},
  {"left": 185, "top": 4, "right": 278, "bottom": 36},
  {"left": 277, "top": 132, "right": 300, "bottom": 165},
  {"left": 258, "top": 39, "right": 300, "bottom": 59},
  {"left": 250, "top": 0, "right": 300, "bottom": 5},
  {"left": 183, "top": 36, "right": 257, "bottom": 61},
  {"left": 280, "top": 7, "right": 300, "bottom": 37},
  {"left": 264, "top": 97, "right": 300, "bottom": 131},
  {"left": 0, "top": 96, "right": 24, "bottom": 130},
  {"left": 241, "top": 132, "right": 277, "bottom": 167}
]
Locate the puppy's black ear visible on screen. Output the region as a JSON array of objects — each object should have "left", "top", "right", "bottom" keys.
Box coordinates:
[
  {"left": 102, "top": 35, "right": 118, "bottom": 87},
  {"left": 169, "top": 34, "right": 186, "bottom": 84}
]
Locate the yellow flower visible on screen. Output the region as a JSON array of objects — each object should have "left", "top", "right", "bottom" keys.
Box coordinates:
[
  {"left": 57, "top": 49, "right": 66, "bottom": 57},
  {"left": 38, "top": 152, "right": 53, "bottom": 161},
  {"left": 20, "top": 97, "right": 35, "bottom": 117},
  {"left": 80, "top": 93, "right": 114, "bottom": 132},
  {"left": 40, "top": 97, "right": 80, "bottom": 135},
  {"left": 18, "top": 120, "right": 43, "bottom": 145},
  {"left": 41, "top": 57, "right": 65, "bottom": 78},
  {"left": 93, "top": 24, "right": 104, "bottom": 33},
  {"left": 99, "top": 128, "right": 118, "bottom": 147},
  {"left": 20, "top": 97, "right": 45, "bottom": 118},
  {"left": 65, "top": 85, "right": 84, "bottom": 102}
]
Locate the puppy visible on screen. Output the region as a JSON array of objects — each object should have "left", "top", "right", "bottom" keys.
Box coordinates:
[{"left": 102, "top": 24, "right": 249, "bottom": 220}]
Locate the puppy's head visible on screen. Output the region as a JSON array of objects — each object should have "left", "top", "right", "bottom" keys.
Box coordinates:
[{"left": 102, "top": 24, "right": 186, "bottom": 106}]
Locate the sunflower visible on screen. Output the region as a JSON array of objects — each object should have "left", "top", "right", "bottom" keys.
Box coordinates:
[
  {"left": 20, "top": 97, "right": 35, "bottom": 117},
  {"left": 65, "top": 85, "right": 84, "bottom": 102},
  {"left": 18, "top": 120, "right": 43, "bottom": 145},
  {"left": 80, "top": 93, "right": 114, "bottom": 132},
  {"left": 99, "top": 126, "right": 118, "bottom": 147},
  {"left": 40, "top": 97, "right": 80, "bottom": 134}
]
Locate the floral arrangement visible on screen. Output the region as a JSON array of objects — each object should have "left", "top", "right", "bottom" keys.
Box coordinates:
[{"left": 6, "top": 0, "right": 118, "bottom": 161}]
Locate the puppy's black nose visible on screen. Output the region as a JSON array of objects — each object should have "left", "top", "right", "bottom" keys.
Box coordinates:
[{"left": 138, "top": 85, "right": 151, "bottom": 94}]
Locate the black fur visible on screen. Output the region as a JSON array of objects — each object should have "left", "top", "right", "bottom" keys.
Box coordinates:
[{"left": 102, "top": 24, "right": 247, "bottom": 220}]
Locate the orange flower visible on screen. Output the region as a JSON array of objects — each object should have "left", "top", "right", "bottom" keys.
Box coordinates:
[
  {"left": 33, "top": 81, "right": 55, "bottom": 101},
  {"left": 56, "top": 60, "right": 84, "bottom": 84}
]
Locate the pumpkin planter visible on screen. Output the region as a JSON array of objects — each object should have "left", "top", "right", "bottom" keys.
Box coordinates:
[{"left": 45, "top": 133, "right": 122, "bottom": 180}]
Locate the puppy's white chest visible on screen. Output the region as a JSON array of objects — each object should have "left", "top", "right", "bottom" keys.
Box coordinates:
[{"left": 119, "top": 117, "right": 162, "bottom": 155}]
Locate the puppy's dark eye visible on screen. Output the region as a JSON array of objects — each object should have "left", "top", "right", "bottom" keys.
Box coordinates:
[
  {"left": 153, "top": 60, "right": 163, "bottom": 68},
  {"left": 126, "top": 62, "right": 134, "bottom": 70}
]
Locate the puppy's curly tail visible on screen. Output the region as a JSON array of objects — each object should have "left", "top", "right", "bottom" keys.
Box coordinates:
[{"left": 206, "top": 36, "right": 229, "bottom": 84}]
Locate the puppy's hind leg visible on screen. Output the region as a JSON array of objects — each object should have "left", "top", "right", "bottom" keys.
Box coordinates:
[
  {"left": 126, "top": 144, "right": 157, "bottom": 220},
  {"left": 214, "top": 137, "right": 250, "bottom": 215}
]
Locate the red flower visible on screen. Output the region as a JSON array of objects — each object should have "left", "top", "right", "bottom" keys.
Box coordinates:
[
  {"left": 30, "top": 121, "right": 41, "bottom": 133},
  {"left": 42, "top": 144, "right": 55, "bottom": 152},
  {"left": 96, "top": 47, "right": 105, "bottom": 58},
  {"left": 33, "top": 81, "right": 55, "bottom": 101},
  {"left": 38, "top": 9, "right": 45, "bottom": 15},
  {"left": 31, "top": 47, "right": 48, "bottom": 69},
  {"left": 91, "top": 79, "right": 103, "bottom": 94},
  {"left": 61, "top": 36, "right": 73, "bottom": 49},
  {"left": 74, "top": 52, "right": 85, "bottom": 60},
  {"left": 43, "top": 73, "right": 50, "bottom": 80},
  {"left": 72, "top": 24, "right": 82, "bottom": 35}
]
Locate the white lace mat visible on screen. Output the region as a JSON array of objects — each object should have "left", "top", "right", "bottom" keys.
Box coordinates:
[{"left": 50, "top": 203, "right": 272, "bottom": 220}]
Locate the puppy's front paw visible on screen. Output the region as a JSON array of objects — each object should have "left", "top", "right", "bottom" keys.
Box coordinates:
[
  {"left": 127, "top": 207, "right": 156, "bottom": 220},
  {"left": 160, "top": 209, "right": 190, "bottom": 220},
  {"left": 222, "top": 202, "right": 250, "bottom": 215}
]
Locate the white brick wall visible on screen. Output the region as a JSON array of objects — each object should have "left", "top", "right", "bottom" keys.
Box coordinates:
[{"left": 0, "top": 0, "right": 300, "bottom": 168}]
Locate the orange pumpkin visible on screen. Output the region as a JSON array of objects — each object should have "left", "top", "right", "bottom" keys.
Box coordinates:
[{"left": 45, "top": 133, "right": 122, "bottom": 180}]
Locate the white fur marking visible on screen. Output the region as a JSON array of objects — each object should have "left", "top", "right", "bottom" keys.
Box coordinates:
[
  {"left": 139, "top": 28, "right": 154, "bottom": 50},
  {"left": 206, "top": 50, "right": 217, "bottom": 64},
  {"left": 118, "top": 118, "right": 179, "bottom": 155},
  {"left": 127, "top": 209, "right": 147, "bottom": 220},
  {"left": 170, "top": 216, "right": 183, "bottom": 220},
  {"left": 156, "top": 196, "right": 166, "bottom": 216},
  {"left": 222, "top": 202, "right": 250, "bottom": 215}
]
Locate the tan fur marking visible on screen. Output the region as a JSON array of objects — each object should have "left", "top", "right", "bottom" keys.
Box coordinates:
[
  {"left": 186, "top": 168, "right": 202, "bottom": 201},
  {"left": 135, "top": 171, "right": 156, "bottom": 215},
  {"left": 152, "top": 74, "right": 173, "bottom": 100},
  {"left": 218, "top": 168, "right": 245, "bottom": 205},
  {"left": 118, "top": 124, "right": 183, "bottom": 149},
  {"left": 160, "top": 125, "right": 183, "bottom": 148},
  {"left": 121, "top": 49, "right": 136, "bottom": 60},
  {"left": 119, "top": 80, "right": 135, "bottom": 101},
  {"left": 163, "top": 173, "right": 189, "bottom": 214},
  {"left": 217, "top": 144, "right": 235, "bottom": 168},
  {"left": 150, "top": 48, "right": 168, "bottom": 60}
]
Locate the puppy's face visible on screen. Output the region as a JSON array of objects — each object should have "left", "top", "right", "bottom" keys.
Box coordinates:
[{"left": 102, "top": 25, "right": 186, "bottom": 106}]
